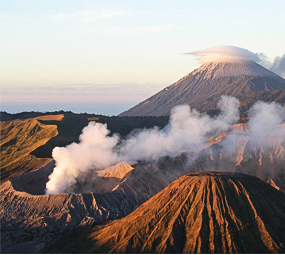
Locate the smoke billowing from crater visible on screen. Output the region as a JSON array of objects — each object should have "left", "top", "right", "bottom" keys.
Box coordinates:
[
  {"left": 47, "top": 124, "right": 121, "bottom": 194},
  {"left": 46, "top": 96, "right": 240, "bottom": 194},
  {"left": 247, "top": 101, "right": 285, "bottom": 144},
  {"left": 45, "top": 96, "right": 285, "bottom": 195}
]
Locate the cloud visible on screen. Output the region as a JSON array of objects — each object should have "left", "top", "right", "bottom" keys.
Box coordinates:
[
  {"left": 185, "top": 46, "right": 285, "bottom": 78},
  {"left": 55, "top": 9, "right": 128, "bottom": 23},
  {"left": 82, "top": 24, "right": 176, "bottom": 36},
  {"left": 1, "top": 83, "right": 163, "bottom": 104},
  {"left": 142, "top": 24, "right": 176, "bottom": 33},
  {"left": 0, "top": 14, "right": 31, "bottom": 20},
  {"left": 258, "top": 53, "right": 285, "bottom": 78},
  {"left": 185, "top": 46, "right": 260, "bottom": 64},
  {"left": 186, "top": 46, "right": 285, "bottom": 78},
  {"left": 82, "top": 26, "right": 135, "bottom": 36}
]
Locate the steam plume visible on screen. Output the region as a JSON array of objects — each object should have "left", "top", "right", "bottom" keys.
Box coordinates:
[
  {"left": 46, "top": 97, "right": 285, "bottom": 194},
  {"left": 247, "top": 101, "right": 285, "bottom": 144},
  {"left": 46, "top": 124, "right": 120, "bottom": 194},
  {"left": 258, "top": 53, "right": 285, "bottom": 78},
  {"left": 46, "top": 96, "right": 239, "bottom": 194}
]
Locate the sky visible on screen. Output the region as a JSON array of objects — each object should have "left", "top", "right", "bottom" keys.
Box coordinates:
[{"left": 1, "top": 0, "right": 285, "bottom": 115}]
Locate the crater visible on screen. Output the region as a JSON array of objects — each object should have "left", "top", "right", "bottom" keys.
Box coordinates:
[
  {"left": 2, "top": 160, "right": 140, "bottom": 242},
  {"left": 10, "top": 161, "right": 134, "bottom": 195},
  {"left": 11, "top": 161, "right": 55, "bottom": 195},
  {"left": 187, "top": 171, "right": 247, "bottom": 177}
]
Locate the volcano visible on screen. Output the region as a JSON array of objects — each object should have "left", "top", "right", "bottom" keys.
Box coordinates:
[
  {"left": 46, "top": 172, "right": 285, "bottom": 253},
  {"left": 2, "top": 123, "right": 285, "bottom": 252},
  {"left": 120, "top": 61, "right": 285, "bottom": 116}
]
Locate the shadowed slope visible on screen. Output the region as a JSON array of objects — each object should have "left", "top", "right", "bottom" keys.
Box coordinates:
[{"left": 48, "top": 172, "right": 285, "bottom": 254}]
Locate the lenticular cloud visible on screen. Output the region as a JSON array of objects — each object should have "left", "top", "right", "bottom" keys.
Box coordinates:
[{"left": 186, "top": 46, "right": 260, "bottom": 64}]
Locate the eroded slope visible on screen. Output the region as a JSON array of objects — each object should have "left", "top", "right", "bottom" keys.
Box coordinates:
[
  {"left": 48, "top": 172, "right": 285, "bottom": 253},
  {"left": 0, "top": 157, "right": 189, "bottom": 252}
]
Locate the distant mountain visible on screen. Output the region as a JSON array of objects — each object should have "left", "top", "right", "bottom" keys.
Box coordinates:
[
  {"left": 47, "top": 172, "right": 285, "bottom": 253},
  {"left": 120, "top": 61, "right": 285, "bottom": 116}
]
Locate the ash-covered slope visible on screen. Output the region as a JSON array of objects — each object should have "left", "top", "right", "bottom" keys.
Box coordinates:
[
  {"left": 47, "top": 172, "right": 285, "bottom": 254},
  {"left": 120, "top": 61, "right": 285, "bottom": 116}
]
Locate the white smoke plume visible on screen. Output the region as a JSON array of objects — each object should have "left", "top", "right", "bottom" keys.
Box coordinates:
[
  {"left": 218, "top": 101, "right": 285, "bottom": 154},
  {"left": 46, "top": 124, "right": 120, "bottom": 194},
  {"left": 258, "top": 53, "right": 285, "bottom": 78},
  {"left": 186, "top": 46, "right": 260, "bottom": 64},
  {"left": 46, "top": 96, "right": 285, "bottom": 194},
  {"left": 45, "top": 96, "right": 240, "bottom": 194},
  {"left": 120, "top": 96, "right": 240, "bottom": 162},
  {"left": 247, "top": 101, "right": 285, "bottom": 145},
  {"left": 210, "top": 100, "right": 285, "bottom": 182}
]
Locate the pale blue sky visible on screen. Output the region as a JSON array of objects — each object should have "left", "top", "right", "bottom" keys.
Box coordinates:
[{"left": 1, "top": 0, "right": 285, "bottom": 115}]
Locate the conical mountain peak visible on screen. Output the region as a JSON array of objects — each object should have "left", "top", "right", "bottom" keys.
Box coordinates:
[
  {"left": 48, "top": 172, "right": 285, "bottom": 253},
  {"left": 191, "top": 61, "right": 280, "bottom": 79},
  {"left": 120, "top": 60, "right": 285, "bottom": 116}
]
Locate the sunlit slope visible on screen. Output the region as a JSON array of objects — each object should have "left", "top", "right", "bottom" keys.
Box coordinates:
[
  {"left": 0, "top": 115, "right": 61, "bottom": 181},
  {"left": 48, "top": 172, "right": 285, "bottom": 254}
]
